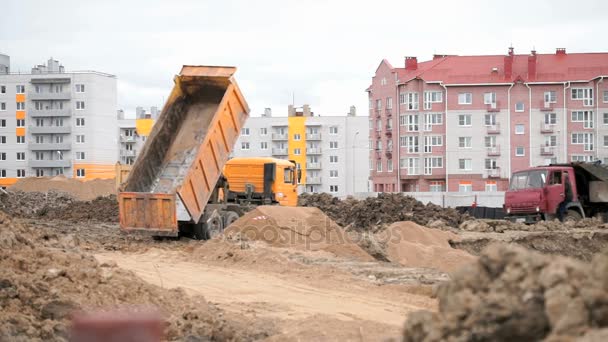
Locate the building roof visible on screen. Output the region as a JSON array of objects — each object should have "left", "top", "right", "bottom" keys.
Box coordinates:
[{"left": 384, "top": 49, "right": 608, "bottom": 86}]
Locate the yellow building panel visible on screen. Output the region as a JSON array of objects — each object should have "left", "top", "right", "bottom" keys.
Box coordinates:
[
  {"left": 135, "top": 118, "right": 155, "bottom": 136},
  {"left": 288, "top": 116, "right": 307, "bottom": 184},
  {"left": 73, "top": 163, "right": 116, "bottom": 180},
  {"left": 15, "top": 128, "right": 25, "bottom": 136},
  {"left": 0, "top": 178, "right": 18, "bottom": 187},
  {"left": 16, "top": 111, "right": 25, "bottom": 120},
  {"left": 15, "top": 94, "right": 25, "bottom": 102}
]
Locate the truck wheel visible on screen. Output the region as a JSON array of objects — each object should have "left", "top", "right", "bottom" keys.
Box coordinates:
[
  {"left": 564, "top": 210, "right": 582, "bottom": 222},
  {"left": 193, "top": 223, "right": 206, "bottom": 240},
  {"left": 222, "top": 211, "right": 240, "bottom": 228},
  {"left": 205, "top": 216, "right": 224, "bottom": 240}
]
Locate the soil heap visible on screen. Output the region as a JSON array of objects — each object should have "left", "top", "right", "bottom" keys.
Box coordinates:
[
  {"left": 403, "top": 244, "right": 608, "bottom": 341},
  {"left": 0, "top": 210, "right": 265, "bottom": 341},
  {"left": 377, "top": 222, "right": 476, "bottom": 273},
  {"left": 298, "top": 193, "right": 467, "bottom": 231},
  {"left": 225, "top": 206, "right": 374, "bottom": 261},
  {"left": 9, "top": 176, "right": 115, "bottom": 201}
]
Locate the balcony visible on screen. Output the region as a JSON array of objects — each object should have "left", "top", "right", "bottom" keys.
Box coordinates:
[
  {"left": 485, "top": 168, "right": 501, "bottom": 178},
  {"left": 306, "top": 147, "right": 322, "bottom": 154},
  {"left": 385, "top": 126, "right": 393, "bottom": 137},
  {"left": 306, "top": 176, "right": 322, "bottom": 184},
  {"left": 375, "top": 109, "right": 381, "bottom": 118},
  {"left": 271, "top": 133, "right": 288, "bottom": 140},
  {"left": 306, "top": 133, "right": 321, "bottom": 140},
  {"left": 486, "top": 101, "right": 500, "bottom": 112},
  {"left": 486, "top": 123, "right": 501, "bottom": 134},
  {"left": 29, "top": 125, "right": 71, "bottom": 134},
  {"left": 272, "top": 148, "right": 288, "bottom": 155},
  {"left": 540, "top": 122, "right": 555, "bottom": 134},
  {"left": 540, "top": 100, "right": 554, "bottom": 111},
  {"left": 385, "top": 109, "right": 392, "bottom": 118},
  {"left": 306, "top": 162, "right": 322, "bottom": 169},
  {"left": 29, "top": 159, "right": 71, "bottom": 168},
  {"left": 28, "top": 91, "right": 71, "bottom": 101},
  {"left": 385, "top": 151, "right": 393, "bottom": 159},
  {"left": 540, "top": 145, "right": 555, "bottom": 156},
  {"left": 29, "top": 109, "right": 71, "bottom": 117},
  {"left": 487, "top": 145, "right": 501, "bottom": 156},
  {"left": 374, "top": 150, "right": 382, "bottom": 159},
  {"left": 120, "top": 150, "right": 136, "bottom": 157},
  {"left": 29, "top": 143, "right": 71, "bottom": 151},
  {"left": 120, "top": 135, "right": 137, "bottom": 143}
]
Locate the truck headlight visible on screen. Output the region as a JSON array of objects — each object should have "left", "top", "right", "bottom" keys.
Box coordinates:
[
  {"left": 536, "top": 206, "right": 540, "bottom": 212},
  {"left": 506, "top": 207, "right": 511, "bottom": 214}
]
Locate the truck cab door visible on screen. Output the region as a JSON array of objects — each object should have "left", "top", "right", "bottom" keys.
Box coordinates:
[{"left": 545, "top": 170, "right": 564, "bottom": 215}]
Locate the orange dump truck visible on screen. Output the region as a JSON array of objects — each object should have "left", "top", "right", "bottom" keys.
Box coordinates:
[{"left": 118, "top": 66, "right": 298, "bottom": 239}]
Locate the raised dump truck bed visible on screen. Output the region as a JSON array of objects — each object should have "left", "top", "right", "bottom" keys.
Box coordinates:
[{"left": 119, "top": 66, "right": 249, "bottom": 236}]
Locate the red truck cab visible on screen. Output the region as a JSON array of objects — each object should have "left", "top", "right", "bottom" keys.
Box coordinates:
[{"left": 504, "top": 165, "right": 584, "bottom": 223}]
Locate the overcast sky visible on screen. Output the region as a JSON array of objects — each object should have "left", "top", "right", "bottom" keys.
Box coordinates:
[{"left": 1, "top": 0, "right": 607, "bottom": 118}]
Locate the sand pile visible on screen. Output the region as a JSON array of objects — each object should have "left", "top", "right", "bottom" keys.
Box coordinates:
[
  {"left": 403, "top": 244, "right": 608, "bottom": 341},
  {"left": 377, "top": 222, "right": 476, "bottom": 273},
  {"left": 0, "top": 211, "right": 263, "bottom": 341},
  {"left": 298, "top": 193, "right": 467, "bottom": 231},
  {"left": 460, "top": 217, "right": 608, "bottom": 233},
  {"left": 10, "top": 176, "right": 115, "bottom": 201},
  {"left": 225, "top": 206, "right": 374, "bottom": 261}
]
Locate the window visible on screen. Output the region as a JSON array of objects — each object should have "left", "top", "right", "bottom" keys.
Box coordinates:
[
  {"left": 36, "top": 169, "right": 44, "bottom": 177},
  {"left": 571, "top": 111, "right": 594, "bottom": 128},
  {"left": 376, "top": 99, "right": 382, "bottom": 109},
  {"left": 330, "top": 170, "right": 338, "bottom": 178},
  {"left": 16, "top": 119, "right": 24, "bottom": 127},
  {"left": 16, "top": 152, "right": 25, "bottom": 161},
  {"left": 571, "top": 88, "right": 593, "bottom": 106},
  {"left": 35, "top": 102, "right": 44, "bottom": 110},
  {"left": 0, "top": 119, "right": 4, "bottom": 127},
  {"left": 329, "top": 126, "right": 338, "bottom": 135},
  {"left": 485, "top": 158, "right": 498, "bottom": 170},
  {"left": 604, "top": 91, "right": 608, "bottom": 103},
  {"left": 76, "top": 152, "right": 85, "bottom": 160},
  {"left": 484, "top": 114, "right": 497, "bottom": 126},
  {"left": 0, "top": 102, "right": 5, "bottom": 111},
  {"left": 17, "top": 169, "right": 25, "bottom": 178},
  {"left": 459, "top": 137, "right": 472, "bottom": 148},
  {"left": 241, "top": 128, "right": 250, "bottom": 136},
  {"left": 459, "top": 159, "right": 472, "bottom": 171},
  {"left": 125, "top": 144, "right": 133, "bottom": 151},
  {"left": 484, "top": 92, "right": 497, "bottom": 105},
  {"left": 405, "top": 92, "right": 419, "bottom": 110},
  {"left": 387, "top": 159, "right": 393, "bottom": 172},
  {"left": 330, "top": 155, "right": 338, "bottom": 163},
  {"left": 16, "top": 136, "right": 24, "bottom": 144},
  {"left": 406, "top": 136, "right": 419, "bottom": 153},
  {"left": 77, "top": 169, "right": 86, "bottom": 178},
  {"left": 458, "top": 114, "right": 471, "bottom": 126},
  {"left": 294, "top": 148, "right": 301, "bottom": 155},
  {"left": 516, "top": 147, "right": 525, "bottom": 156},
  {"left": 260, "top": 142, "right": 268, "bottom": 150},
  {"left": 0, "top": 153, "right": 4, "bottom": 161},
  {"left": 293, "top": 133, "right": 301, "bottom": 140},
  {"left": 423, "top": 91, "right": 443, "bottom": 109},
  {"left": 572, "top": 155, "right": 594, "bottom": 162},
  {"left": 376, "top": 160, "right": 383, "bottom": 172},
  {"left": 75, "top": 84, "right": 85, "bottom": 93},
  {"left": 544, "top": 91, "right": 557, "bottom": 104},
  {"left": 544, "top": 135, "right": 557, "bottom": 147},
  {"left": 329, "top": 141, "right": 338, "bottom": 149},
  {"left": 0, "top": 86, "right": 5, "bottom": 94},
  {"left": 386, "top": 97, "right": 393, "bottom": 110},
  {"left": 458, "top": 93, "right": 472, "bottom": 104},
  {"left": 76, "top": 118, "right": 85, "bottom": 127},
  {"left": 423, "top": 113, "right": 442, "bottom": 131},
  {"left": 407, "top": 114, "right": 419, "bottom": 132},
  {"left": 260, "top": 127, "right": 267, "bottom": 136},
  {"left": 0, "top": 169, "right": 5, "bottom": 178},
  {"left": 241, "top": 142, "right": 250, "bottom": 150},
  {"left": 76, "top": 101, "right": 85, "bottom": 110},
  {"left": 76, "top": 134, "right": 85, "bottom": 144},
  {"left": 423, "top": 135, "right": 443, "bottom": 153},
  {"left": 545, "top": 113, "right": 557, "bottom": 125},
  {"left": 515, "top": 102, "right": 524, "bottom": 112},
  {"left": 16, "top": 85, "right": 25, "bottom": 94},
  {"left": 36, "top": 118, "right": 44, "bottom": 127},
  {"left": 35, "top": 152, "right": 44, "bottom": 160},
  {"left": 16, "top": 102, "right": 25, "bottom": 110},
  {"left": 0, "top": 136, "right": 4, "bottom": 144},
  {"left": 429, "top": 181, "right": 444, "bottom": 192},
  {"left": 515, "top": 124, "right": 525, "bottom": 134},
  {"left": 604, "top": 135, "right": 608, "bottom": 147},
  {"left": 485, "top": 136, "right": 497, "bottom": 148},
  {"left": 423, "top": 157, "right": 443, "bottom": 175},
  {"left": 604, "top": 113, "right": 608, "bottom": 125},
  {"left": 571, "top": 133, "right": 594, "bottom": 151},
  {"left": 376, "top": 140, "right": 383, "bottom": 151},
  {"left": 329, "top": 185, "right": 339, "bottom": 193},
  {"left": 407, "top": 157, "right": 419, "bottom": 175},
  {"left": 459, "top": 181, "right": 472, "bottom": 193},
  {"left": 485, "top": 181, "right": 498, "bottom": 192}
]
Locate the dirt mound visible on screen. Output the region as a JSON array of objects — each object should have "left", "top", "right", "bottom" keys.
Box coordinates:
[
  {"left": 0, "top": 191, "right": 118, "bottom": 223},
  {"left": 298, "top": 193, "right": 467, "bottom": 231},
  {"left": 460, "top": 217, "right": 608, "bottom": 232},
  {"left": 0, "top": 211, "right": 265, "bottom": 341},
  {"left": 403, "top": 244, "right": 608, "bottom": 341},
  {"left": 378, "top": 222, "right": 476, "bottom": 273},
  {"left": 10, "top": 176, "right": 115, "bottom": 201},
  {"left": 225, "top": 206, "right": 374, "bottom": 261}
]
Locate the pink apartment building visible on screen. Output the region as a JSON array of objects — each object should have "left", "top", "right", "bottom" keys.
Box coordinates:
[{"left": 367, "top": 47, "right": 608, "bottom": 193}]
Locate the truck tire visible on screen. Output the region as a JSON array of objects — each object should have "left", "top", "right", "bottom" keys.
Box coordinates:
[
  {"left": 564, "top": 209, "right": 582, "bottom": 222},
  {"left": 205, "top": 215, "right": 224, "bottom": 240},
  {"left": 222, "top": 211, "right": 240, "bottom": 228}
]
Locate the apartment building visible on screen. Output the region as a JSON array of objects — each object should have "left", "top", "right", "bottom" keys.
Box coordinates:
[
  {"left": 233, "top": 106, "right": 369, "bottom": 197},
  {"left": 368, "top": 47, "right": 608, "bottom": 193},
  {"left": 0, "top": 55, "right": 117, "bottom": 187},
  {"left": 117, "top": 106, "right": 158, "bottom": 165}
]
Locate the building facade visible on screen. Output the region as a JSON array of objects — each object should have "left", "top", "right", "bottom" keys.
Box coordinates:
[
  {"left": 0, "top": 55, "right": 118, "bottom": 187},
  {"left": 368, "top": 47, "right": 608, "bottom": 193},
  {"left": 117, "top": 106, "right": 158, "bottom": 165},
  {"left": 233, "top": 105, "right": 369, "bottom": 197}
]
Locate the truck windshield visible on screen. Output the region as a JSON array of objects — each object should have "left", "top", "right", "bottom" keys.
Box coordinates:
[{"left": 509, "top": 170, "right": 547, "bottom": 190}]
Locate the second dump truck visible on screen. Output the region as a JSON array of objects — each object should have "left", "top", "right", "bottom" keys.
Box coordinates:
[{"left": 118, "top": 66, "right": 298, "bottom": 239}]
